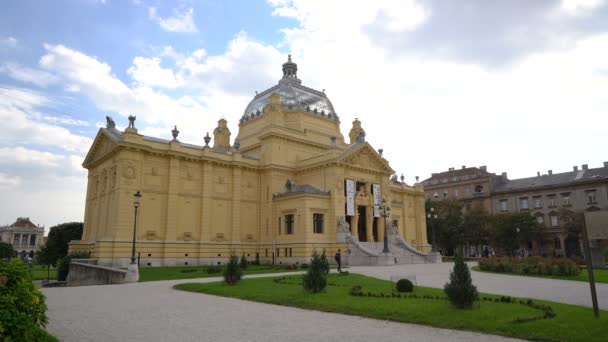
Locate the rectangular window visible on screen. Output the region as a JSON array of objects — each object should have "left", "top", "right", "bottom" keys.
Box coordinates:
[
  {"left": 443, "top": 191, "right": 448, "bottom": 198},
  {"left": 29, "top": 235, "right": 36, "bottom": 246},
  {"left": 454, "top": 189, "right": 459, "bottom": 197},
  {"left": 13, "top": 234, "right": 20, "bottom": 245},
  {"left": 563, "top": 195, "right": 570, "bottom": 206},
  {"left": 285, "top": 214, "right": 294, "bottom": 234},
  {"left": 277, "top": 248, "right": 280, "bottom": 257},
  {"left": 433, "top": 192, "right": 438, "bottom": 198},
  {"left": 548, "top": 197, "right": 556, "bottom": 207},
  {"left": 536, "top": 215, "right": 544, "bottom": 224},
  {"left": 534, "top": 197, "right": 542, "bottom": 208},
  {"left": 289, "top": 248, "right": 293, "bottom": 257},
  {"left": 284, "top": 248, "right": 288, "bottom": 257},
  {"left": 587, "top": 190, "right": 597, "bottom": 204},
  {"left": 520, "top": 198, "right": 529, "bottom": 209},
  {"left": 550, "top": 214, "right": 558, "bottom": 227},
  {"left": 265, "top": 249, "right": 268, "bottom": 257},
  {"left": 500, "top": 199, "right": 508, "bottom": 212},
  {"left": 313, "top": 213, "right": 324, "bottom": 234},
  {"left": 278, "top": 217, "right": 281, "bottom": 235}
]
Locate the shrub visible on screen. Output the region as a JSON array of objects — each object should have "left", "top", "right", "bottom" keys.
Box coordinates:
[
  {"left": 478, "top": 257, "right": 580, "bottom": 277},
  {"left": 179, "top": 268, "right": 198, "bottom": 273},
  {"left": 206, "top": 265, "right": 222, "bottom": 274},
  {"left": 303, "top": 250, "right": 328, "bottom": 293},
  {"left": 0, "top": 259, "right": 49, "bottom": 341},
  {"left": 396, "top": 278, "right": 414, "bottom": 293},
  {"left": 240, "top": 255, "right": 248, "bottom": 270},
  {"left": 300, "top": 263, "right": 309, "bottom": 269},
  {"left": 350, "top": 285, "right": 363, "bottom": 296},
  {"left": 0, "top": 241, "right": 15, "bottom": 260},
  {"left": 223, "top": 255, "right": 243, "bottom": 285},
  {"left": 56, "top": 252, "right": 89, "bottom": 281},
  {"left": 444, "top": 254, "right": 479, "bottom": 309}
]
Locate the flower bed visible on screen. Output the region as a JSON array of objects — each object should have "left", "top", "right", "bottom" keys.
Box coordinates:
[{"left": 478, "top": 257, "right": 580, "bottom": 277}]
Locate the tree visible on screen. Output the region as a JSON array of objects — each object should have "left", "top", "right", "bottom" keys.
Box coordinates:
[
  {"left": 303, "top": 250, "right": 328, "bottom": 293},
  {"left": 43, "top": 222, "right": 83, "bottom": 266},
  {"left": 0, "top": 241, "right": 15, "bottom": 260},
  {"left": 426, "top": 199, "right": 464, "bottom": 255},
  {"left": 490, "top": 212, "right": 541, "bottom": 256},
  {"left": 558, "top": 208, "right": 585, "bottom": 235},
  {"left": 462, "top": 207, "right": 491, "bottom": 256},
  {"left": 444, "top": 254, "right": 479, "bottom": 309},
  {"left": 223, "top": 255, "right": 243, "bottom": 285}
]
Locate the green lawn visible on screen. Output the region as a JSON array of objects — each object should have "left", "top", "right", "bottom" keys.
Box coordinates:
[
  {"left": 138, "top": 264, "right": 303, "bottom": 282},
  {"left": 29, "top": 264, "right": 57, "bottom": 281},
  {"left": 473, "top": 266, "right": 608, "bottom": 284},
  {"left": 175, "top": 273, "right": 608, "bottom": 342}
]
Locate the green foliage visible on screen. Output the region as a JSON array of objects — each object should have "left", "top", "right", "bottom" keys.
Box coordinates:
[
  {"left": 44, "top": 222, "right": 83, "bottom": 266},
  {"left": 206, "top": 265, "right": 223, "bottom": 274},
  {"left": 0, "top": 259, "right": 49, "bottom": 341},
  {"left": 300, "top": 263, "right": 309, "bottom": 269},
  {"left": 350, "top": 285, "right": 363, "bottom": 296},
  {"left": 444, "top": 254, "right": 479, "bottom": 309},
  {"left": 223, "top": 255, "right": 243, "bottom": 285},
  {"left": 462, "top": 206, "right": 491, "bottom": 248},
  {"left": 425, "top": 199, "right": 464, "bottom": 254},
  {"left": 240, "top": 255, "right": 248, "bottom": 269},
  {"left": 490, "top": 212, "right": 540, "bottom": 256},
  {"left": 56, "top": 252, "right": 89, "bottom": 281},
  {"left": 479, "top": 257, "right": 580, "bottom": 277},
  {"left": 558, "top": 208, "right": 585, "bottom": 236},
  {"left": 302, "top": 250, "right": 328, "bottom": 293},
  {"left": 0, "top": 241, "right": 15, "bottom": 260},
  {"left": 396, "top": 278, "right": 414, "bottom": 292}
]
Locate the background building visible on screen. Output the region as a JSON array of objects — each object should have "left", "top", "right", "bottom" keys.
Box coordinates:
[
  {"left": 0, "top": 217, "right": 45, "bottom": 259},
  {"left": 69, "top": 57, "right": 434, "bottom": 267},
  {"left": 423, "top": 165, "right": 495, "bottom": 212}
]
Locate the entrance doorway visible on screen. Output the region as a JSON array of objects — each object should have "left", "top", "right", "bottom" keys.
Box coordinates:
[
  {"left": 357, "top": 206, "right": 367, "bottom": 241},
  {"left": 372, "top": 217, "right": 379, "bottom": 242}
]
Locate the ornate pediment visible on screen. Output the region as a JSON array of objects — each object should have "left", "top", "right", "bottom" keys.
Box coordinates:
[
  {"left": 83, "top": 129, "right": 120, "bottom": 168},
  {"left": 338, "top": 143, "right": 393, "bottom": 174}
]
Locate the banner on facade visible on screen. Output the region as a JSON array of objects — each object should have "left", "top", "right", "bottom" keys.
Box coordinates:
[
  {"left": 346, "top": 179, "right": 355, "bottom": 216},
  {"left": 584, "top": 211, "right": 608, "bottom": 240},
  {"left": 373, "top": 183, "right": 381, "bottom": 217}
]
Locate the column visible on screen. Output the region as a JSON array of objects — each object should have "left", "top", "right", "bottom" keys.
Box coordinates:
[
  {"left": 352, "top": 206, "right": 359, "bottom": 240},
  {"left": 163, "top": 157, "right": 180, "bottom": 263},
  {"left": 231, "top": 167, "right": 242, "bottom": 243},
  {"left": 200, "top": 162, "right": 213, "bottom": 241},
  {"left": 366, "top": 206, "right": 373, "bottom": 242}
]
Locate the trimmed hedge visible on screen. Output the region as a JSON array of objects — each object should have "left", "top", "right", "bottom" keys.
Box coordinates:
[
  {"left": 478, "top": 257, "right": 580, "bottom": 277},
  {"left": 396, "top": 279, "right": 414, "bottom": 292}
]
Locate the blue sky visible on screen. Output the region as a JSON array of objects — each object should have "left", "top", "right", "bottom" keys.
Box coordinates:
[{"left": 1, "top": 0, "right": 608, "bottom": 229}]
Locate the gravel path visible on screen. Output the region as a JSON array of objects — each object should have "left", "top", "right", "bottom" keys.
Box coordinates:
[
  {"left": 350, "top": 262, "right": 608, "bottom": 310},
  {"left": 44, "top": 272, "right": 524, "bottom": 342}
]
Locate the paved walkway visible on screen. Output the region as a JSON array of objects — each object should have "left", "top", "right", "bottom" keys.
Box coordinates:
[
  {"left": 350, "top": 262, "right": 608, "bottom": 310},
  {"left": 44, "top": 272, "right": 524, "bottom": 342}
]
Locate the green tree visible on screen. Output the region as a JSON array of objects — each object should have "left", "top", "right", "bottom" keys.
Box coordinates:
[
  {"left": 558, "top": 208, "right": 585, "bottom": 235},
  {"left": 303, "top": 250, "right": 328, "bottom": 293},
  {"left": 239, "top": 254, "right": 248, "bottom": 270},
  {"left": 462, "top": 207, "right": 491, "bottom": 256},
  {"left": 43, "top": 222, "right": 83, "bottom": 266},
  {"left": 490, "top": 212, "right": 541, "bottom": 256},
  {"left": 426, "top": 199, "right": 464, "bottom": 255},
  {"left": 444, "top": 254, "right": 479, "bottom": 309},
  {"left": 0, "top": 241, "right": 15, "bottom": 260},
  {"left": 223, "top": 255, "right": 243, "bottom": 285}
]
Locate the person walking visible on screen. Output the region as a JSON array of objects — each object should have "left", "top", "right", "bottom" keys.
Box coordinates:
[{"left": 334, "top": 249, "right": 342, "bottom": 273}]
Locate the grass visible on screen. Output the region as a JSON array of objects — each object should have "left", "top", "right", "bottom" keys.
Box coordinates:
[
  {"left": 175, "top": 273, "right": 608, "bottom": 342},
  {"left": 473, "top": 266, "right": 608, "bottom": 284},
  {"left": 27, "top": 264, "right": 58, "bottom": 281},
  {"left": 138, "top": 264, "right": 302, "bottom": 282}
]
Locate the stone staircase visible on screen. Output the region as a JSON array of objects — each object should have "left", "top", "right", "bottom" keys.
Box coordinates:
[{"left": 344, "top": 233, "right": 441, "bottom": 266}]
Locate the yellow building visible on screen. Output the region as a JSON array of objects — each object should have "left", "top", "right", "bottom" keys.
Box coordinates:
[{"left": 70, "top": 56, "right": 437, "bottom": 267}]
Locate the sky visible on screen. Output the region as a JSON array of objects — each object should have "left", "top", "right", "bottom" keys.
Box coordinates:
[{"left": 1, "top": 0, "right": 607, "bottom": 229}]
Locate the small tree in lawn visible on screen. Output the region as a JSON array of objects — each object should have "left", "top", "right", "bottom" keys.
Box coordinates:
[
  {"left": 0, "top": 241, "right": 15, "bottom": 260},
  {"left": 444, "top": 254, "right": 479, "bottom": 309},
  {"left": 303, "top": 250, "right": 327, "bottom": 293},
  {"left": 223, "top": 255, "right": 243, "bottom": 285},
  {"left": 240, "top": 254, "right": 248, "bottom": 270}
]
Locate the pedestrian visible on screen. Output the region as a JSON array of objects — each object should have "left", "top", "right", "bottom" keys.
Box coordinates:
[{"left": 334, "top": 249, "right": 342, "bottom": 273}]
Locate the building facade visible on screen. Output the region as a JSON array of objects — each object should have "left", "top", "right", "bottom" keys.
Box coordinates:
[
  {"left": 0, "top": 217, "right": 45, "bottom": 259},
  {"left": 70, "top": 57, "right": 432, "bottom": 267},
  {"left": 424, "top": 163, "right": 608, "bottom": 257}
]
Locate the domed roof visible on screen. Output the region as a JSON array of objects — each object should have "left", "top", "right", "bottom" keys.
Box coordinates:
[{"left": 241, "top": 55, "right": 338, "bottom": 123}]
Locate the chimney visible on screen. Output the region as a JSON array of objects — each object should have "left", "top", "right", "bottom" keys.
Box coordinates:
[
  {"left": 604, "top": 161, "right": 608, "bottom": 167},
  {"left": 573, "top": 166, "right": 578, "bottom": 172},
  {"left": 449, "top": 167, "right": 455, "bottom": 171},
  {"left": 501, "top": 172, "right": 508, "bottom": 181},
  {"left": 582, "top": 164, "right": 588, "bottom": 170},
  {"left": 480, "top": 166, "right": 487, "bottom": 172},
  {"left": 537, "top": 171, "right": 540, "bottom": 177},
  {"left": 548, "top": 170, "right": 553, "bottom": 175},
  {"left": 461, "top": 165, "right": 466, "bottom": 169}
]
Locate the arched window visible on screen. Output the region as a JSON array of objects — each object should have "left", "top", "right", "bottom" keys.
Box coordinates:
[{"left": 474, "top": 185, "right": 483, "bottom": 193}]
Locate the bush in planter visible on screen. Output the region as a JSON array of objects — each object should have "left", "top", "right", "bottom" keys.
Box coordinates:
[
  {"left": 206, "top": 265, "right": 222, "bottom": 274},
  {"left": 444, "top": 254, "right": 479, "bottom": 309},
  {"left": 396, "top": 278, "right": 414, "bottom": 292},
  {"left": 303, "top": 250, "right": 328, "bottom": 293},
  {"left": 223, "top": 255, "right": 243, "bottom": 285},
  {"left": 0, "top": 259, "right": 49, "bottom": 341},
  {"left": 56, "top": 252, "right": 89, "bottom": 281}
]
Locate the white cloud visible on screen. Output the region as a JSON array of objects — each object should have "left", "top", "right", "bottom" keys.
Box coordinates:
[
  {"left": 1, "top": 63, "right": 60, "bottom": 87},
  {"left": 0, "top": 173, "right": 20, "bottom": 188},
  {"left": 149, "top": 7, "right": 198, "bottom": 33},
  {"left": 0, "top": 36, "right": 17, "bottom": 48},
  {"left": 127, "top": 56, "right": 181, "bottom": 88}
]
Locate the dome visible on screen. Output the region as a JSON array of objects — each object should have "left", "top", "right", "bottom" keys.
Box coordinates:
[{"left": 241, "top": 55, "right": 338, "bottom": 123}]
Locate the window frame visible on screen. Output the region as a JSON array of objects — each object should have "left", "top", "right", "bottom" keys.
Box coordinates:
[
  {"left": 285, "top": 214, "right": 295, "bottom": 235},
  {"left": 313, "top": 213, "right": 324, "bottom": 234}
]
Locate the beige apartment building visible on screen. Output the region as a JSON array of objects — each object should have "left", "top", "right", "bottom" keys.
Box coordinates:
[{"left": 0, "top": 217, "right": 45, "bottom": 259}]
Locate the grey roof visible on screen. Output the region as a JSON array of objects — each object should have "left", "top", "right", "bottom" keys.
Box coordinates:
[
  {"left": 241, "top": 57, "right": 337, "bottom": 123},
  {"left": 494, "top": 166, "right": 608, "bottom": 193},
  {"left": 273, "top": 179, "right": 330, "bottom": 199}
]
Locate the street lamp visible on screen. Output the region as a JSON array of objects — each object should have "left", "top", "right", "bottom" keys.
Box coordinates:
[
  {"left": 426, "top": 207, "right": 439, "bottom": 252},
  {"left": 377, "top": 198, "right": 391, "bottom": 253},
  {"left": 131, "top": 191, "right": 142, "bottom": 264}
]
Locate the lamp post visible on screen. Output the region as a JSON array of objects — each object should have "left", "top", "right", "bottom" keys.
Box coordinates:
[
  {"left": 377, "top": 199, "right": 391, "bottom": 253},
  {"left": 426, "top": 207, "right": 439, "bottom": 252},
  {"left": 131, "top": 191, "right": 142, "bottom": 264}
]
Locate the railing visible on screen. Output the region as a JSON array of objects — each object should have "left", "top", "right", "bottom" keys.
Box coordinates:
[{"left": 11, "top": 244, "right": 37, "bottom": 250}]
